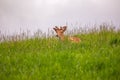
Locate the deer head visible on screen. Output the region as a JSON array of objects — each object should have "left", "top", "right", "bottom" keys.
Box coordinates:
[{"left": 53, "top": 26, "right": 67, "bottom": 40}]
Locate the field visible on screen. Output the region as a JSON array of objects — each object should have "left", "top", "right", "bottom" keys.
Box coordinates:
[{"left": 0, "top": 24, "right": 120, "bottom": 80}]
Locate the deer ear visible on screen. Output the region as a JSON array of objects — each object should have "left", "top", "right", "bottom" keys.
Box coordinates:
[
  {"left": 55, "top": 26, "right": 59, "bottom": 29},
  {"left": 63, "top": 26, "right": 67, "bottom": 28},
  {"left": 63, "top": 26, "right": 67, "bottom": 31},
  {"left": 53, "top": 26, "right": 59, "bottom": 31},
  {"left": 53, "top": 28, "right": 56, "bottom": 31}
]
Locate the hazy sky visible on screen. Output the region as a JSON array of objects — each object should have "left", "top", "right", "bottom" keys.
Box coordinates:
[{"left": 0, "top": 0, "right": 120, "bottom": 34}]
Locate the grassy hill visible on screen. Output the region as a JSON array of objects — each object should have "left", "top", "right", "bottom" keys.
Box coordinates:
[{"left": 0, "top": 25, "right": 120, "bottom": 80}]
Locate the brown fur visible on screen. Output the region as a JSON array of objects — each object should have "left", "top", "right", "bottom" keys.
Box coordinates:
[{"left": 53, "top": 26, "right": 81, "bottom": 43}]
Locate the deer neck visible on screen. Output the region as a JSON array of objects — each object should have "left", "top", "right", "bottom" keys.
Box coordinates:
[{"left": 59, "top": 34, "right": 65, "bottom": 41}]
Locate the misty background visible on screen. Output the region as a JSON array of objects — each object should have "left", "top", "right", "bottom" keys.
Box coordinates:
[{"left": 0, "top": 0, "right": 120, "bottom": 35}]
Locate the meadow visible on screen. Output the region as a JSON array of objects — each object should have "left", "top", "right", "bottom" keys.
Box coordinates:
[{"left": 0, "top": 24, "right": 120, "bottom": 80}]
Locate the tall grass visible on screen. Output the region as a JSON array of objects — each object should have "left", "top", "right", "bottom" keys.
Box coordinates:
[{"left": 0, "top": 23, "right": 120, "bottom": 80}]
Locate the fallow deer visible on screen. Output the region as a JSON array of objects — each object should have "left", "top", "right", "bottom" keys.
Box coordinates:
[{"left": 53, "top": 26, "right": 81, "bottom": 43}]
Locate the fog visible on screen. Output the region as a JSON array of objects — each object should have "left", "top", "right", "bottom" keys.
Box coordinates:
[{"left": 0, "top": 0, "right": 120, "bottom": 35}]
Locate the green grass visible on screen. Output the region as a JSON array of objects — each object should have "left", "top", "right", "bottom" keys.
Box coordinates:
[{"left": 0, "top": 26, "right": 120, "bottom": 80}]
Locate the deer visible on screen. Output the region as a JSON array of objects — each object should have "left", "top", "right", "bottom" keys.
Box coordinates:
[{"left": 53, "top": 26, "right": 81, "bottom": 43}]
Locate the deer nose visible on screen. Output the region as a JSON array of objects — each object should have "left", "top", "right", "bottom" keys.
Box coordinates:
[{"left": 56, "top": 35, "right": 58, "bottom": 37}]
